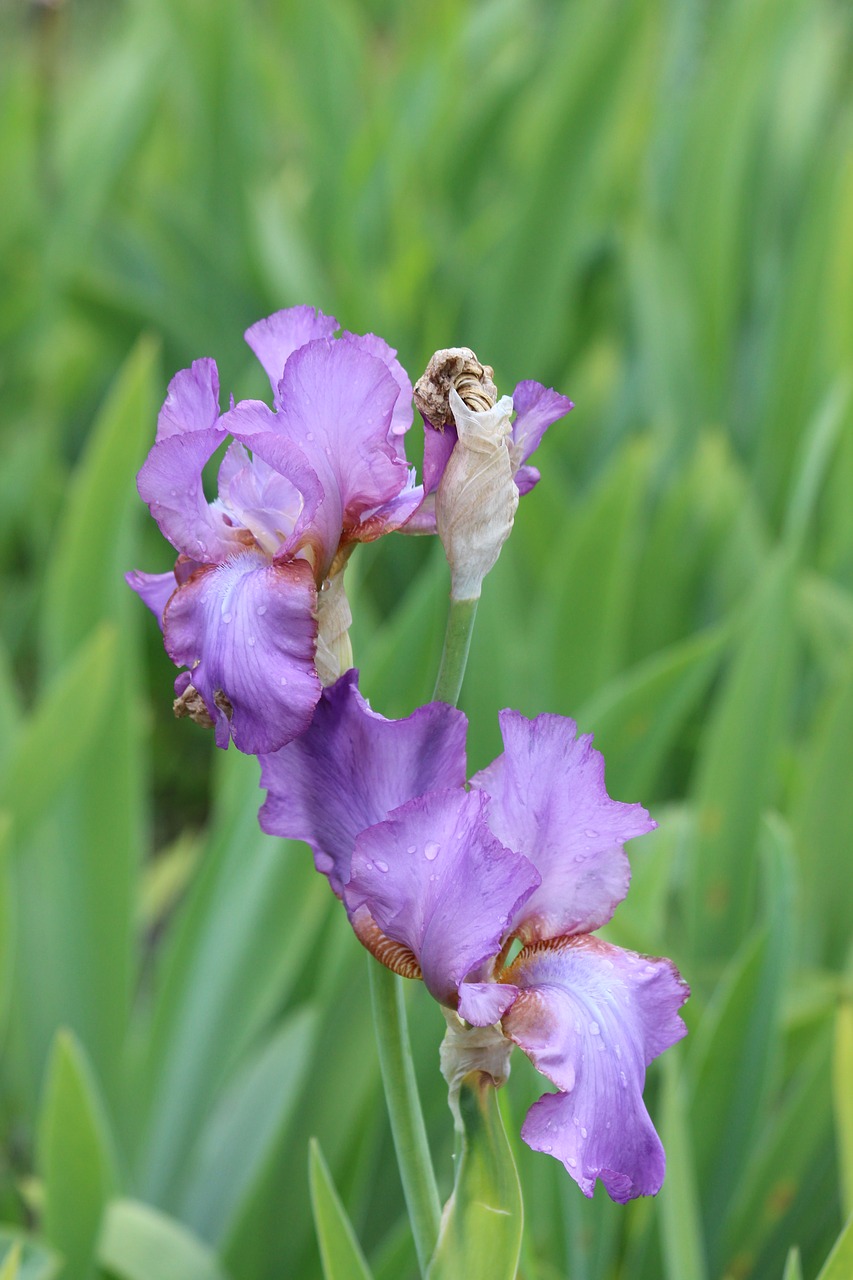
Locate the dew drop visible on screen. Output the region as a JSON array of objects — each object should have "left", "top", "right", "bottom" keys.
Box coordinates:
[
  {"left": 406, "top": 844, "right": 417, "bottom": 854},
  {"left": 584, "top": 829, "right": 598, "bottom": 839},
  {"left": 620, "top": 1070, "right": 627, "bottom": 1088},
  {"left": 375, "top": 859, "right": 389, "bottom": 873},
  {"left": 280, "top": 676, "right": 288, "bottom": 686},
  {"left": 567, "top": 1157, "right": 577, "bottom": 1168},
  {"left": 581, "top": 1126, "right": 588, "bottom": 1138},
  {"left": 424, "top": 841, "right": 440, "bottom": 861},
  {"left": 247, "top": 635, "right": 256, "bottom": 647},
  {"left": 170, "top": 488, "right": 178, "bottom": 497},
  {"left": 223, "top": 612, "right": 233, "bottom": 624},
  {"left": 606, "top": 1120, "right": 611, "bottom": 1130},
  {"left": 615, "top": 1044, "right": 622, "bottom": 1059},
  {"left": 257, "top": 604, "right": 267, "bottom": 616},
  {"left": 590, "top": 1021, "right": 600, "bottom": 1035},
  {"left": 306, "top": 431, "right": 315, "bottom": 442},
  {"left": 544, "top": 1145, "right": 553, "bottom": 1153}
]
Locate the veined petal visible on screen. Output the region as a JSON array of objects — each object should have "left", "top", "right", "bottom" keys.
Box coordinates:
[
  {"left": 216, "top": 429, "right": 325, "bottom": 560},
  {"left": 422, "top": 421, "right": 457, "bottom": 495},
  {"left": 163, "top": 549, "right": 320, "bottom": 754},
  {"left": 137, "top": 428, "right": 240, "bottom": 562},
  {"left": 509, "top": 381, "right": 573, "bottom": 472},
  {"left": 472, "top": 710, "right": 654, "bottom": 942},
  {"left": 244, "top": 306, "right": 338, "bottom": 401},
  {"left": 156, "top": 359, "right": 221, "bottom": 442},
  {"left": 125, "top": 569, "right": 176, "bottom": 629},
  {"left": 341, "top": 331, "right": 414, "bottom": 448},
  {"left": 258, "top": 671, "right": 468, "bottom": 895},
  {"left": 275, "top": 336, "right": 410, "bottom": 564},
  {"left": 503, "top": 935, "right": 688, "bottom": 1202},
  {"left": 345, "top": 789, "right": 539, "bottom": 1020}
]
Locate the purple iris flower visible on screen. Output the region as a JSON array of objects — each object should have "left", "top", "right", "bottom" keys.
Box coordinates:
[
  {"left": 127, "top": 308, "right": 422, "bottom": 754},
  {"left": 260, "top": 672, "right": 689, "bottom": 1201}
]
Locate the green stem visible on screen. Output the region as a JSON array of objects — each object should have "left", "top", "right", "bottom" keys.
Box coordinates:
[
  {"left": 433, "top": 597, "right": 479, "bottom": 706},
  {"left": 369, "top": 961, "right": 442, "bottom": 1275}
]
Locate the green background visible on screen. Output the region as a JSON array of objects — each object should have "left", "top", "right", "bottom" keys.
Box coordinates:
[{"left": 1, "top": 0, "right": 852, "bottom": 1276}]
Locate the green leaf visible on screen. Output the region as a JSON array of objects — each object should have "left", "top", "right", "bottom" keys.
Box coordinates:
[
  {"left": 834, "top": 1002, "right": 853, "bottom": 1218},
  {"left": 426, "top": 1080, "right": 523, "bottom": 1280},
  {"left": 685, "top": 553, "right": 796, "bottom": 960},
  {"left": 181, "top": 1008, "right": 320, "bottom": 1244},
  {"left": 0, "top": 626, "right": 118, "bottom": 847},
  {"left": 37, "top": 1030, "right": 119, "bottom": 1280},
  {"left": 308, "top": 1138, "right": 373, "bottom": 1280},
  {"left": 816, "top": 1214, "right": 853, "bottom": 1280},
  {"left": 0, "top": 1234, "right": 60, "bottom": 1280},
  {"left": 0, "top": 1244, "right": 21, "bottom": 1280},
  {"left": 97, "top": 1200, "right": 229, "bottom": 1280},
  {"left": 782, "top": 1246, "right": 803, "bottom": 1280},
  {"left": 658, "top": 1052, "right": 707, "bottom": 1280}
]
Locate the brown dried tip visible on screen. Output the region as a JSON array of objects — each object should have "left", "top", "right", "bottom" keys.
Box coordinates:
[
  {"left": 413, "top": 348, "right": 497, "bottom": 428},
  {"left": 173, "top": 684, "right": 232, "bottom": 729},
  {"left": 351, "top": 910, "right": 423, "bottom": 981}
]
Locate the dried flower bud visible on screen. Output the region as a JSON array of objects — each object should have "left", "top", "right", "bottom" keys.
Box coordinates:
[
  {"left": 414, "top": 348, "right": 497, "bottom": 427},
  {"left": 436, "top": 388, "right": 518, "bottom": 601},
  {"left": 439, "top": 1009, "right": 513, "bottom": 1129}
]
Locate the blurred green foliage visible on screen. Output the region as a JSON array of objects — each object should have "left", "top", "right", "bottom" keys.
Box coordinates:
[{"left": 1, "top": 0, "right": 852, "bottom": 1276}]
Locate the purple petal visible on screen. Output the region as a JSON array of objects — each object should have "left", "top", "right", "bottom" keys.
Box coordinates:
[
  {"left": 354, "top": 477, "right": 425, "bottom": 542},
  {"left": 346, "top": 789, "right": 539, "bottom": 1020},
  {"left": 156, "top": 360, "right": 221, "bottom": 442},
  {"left": 509, "top": 381, "right": 573, "bottom": 469},
  {"left": 162, "top": 549, "right": 320, "bottom": 754},
  {"left": 137, "top": 428, "right": 240, "bottom": 562},
  {"left": 514, "top": 465, "right": 541, "bottom": 497},
  {"left": 274, "top": 336, "right": 412, "bottom": 570},
  {"left": 125, "top": 569, "right": 176, "bottom": 629},
  {"left": 244, "top": 306, "right": 339, "bottom": 401},
  {"left": 472, "top": 711, "right": 654, "bottom": 943},
  {"left": 457, "top": 981, "right": 519, "bottom": 1026},
  {"left": 422, "top": 421, "right": 457, "bottom": 495},
  {"left": 341, "top": 331, "right": 414, "bottom": 450},
  {"left": 216, "top": 431, "right": 325, "bottom": 561},
  {"left": 259, "top": 672, "right": 468, "bottom": 895},
  {"left": 503, "top": 935, "right": 688, "bottom": 1201}
]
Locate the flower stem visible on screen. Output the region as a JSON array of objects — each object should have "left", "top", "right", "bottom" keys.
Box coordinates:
[
  {"left": 369, "top": 960, "right": 442, "bottom": 1275},
  {"left": 433, "top": 597, "right": 479, "bottom": 706}
]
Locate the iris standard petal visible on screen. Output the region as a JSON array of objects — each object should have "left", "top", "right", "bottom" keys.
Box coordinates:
[
  {"left": 502, "top": 934, "right": 688, "bottom": 1202},
  {"left": 472, "top": 710, "right": 654, "bottom": 943},
  {"left": 346, "top": 789, "right": 539, "bottom": 1020},
  {"left": 137, "top": 428, "right": 240, "bottom": 562},
  {"left": 162, "top": 549, "right": 320, "bottom": 754},
  {"left": 509, "top": 381, "right": 574, "bottom": 471},
  {"left": 125, "top": 569, "right": 176, "bottom": 629},
  {"left": 258, "top": 671, "right": 468, "bottom": 895},
  {"left": 275, "top": 336, "right": 410, "bottom": 558},
  {"left": 341, "top": 331, "right": 414, "bottom": 449},
  {"left": 156, "top": 359, "right": 221, "bottom": 442},
  {"left": 244, "top": 305, "right": 339, "bottom": 401}
]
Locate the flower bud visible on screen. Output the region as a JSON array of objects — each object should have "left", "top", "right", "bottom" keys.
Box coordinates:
[{"left": 436, "top": 388, "right": 519, "bottom": 601}]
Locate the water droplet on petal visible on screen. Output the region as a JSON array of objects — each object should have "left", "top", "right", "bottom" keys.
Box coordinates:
[
  {"left": 615, "top": 1044, "right": 622, "bottom": 1059},
  {"left": 620, "top": 1070, "right": 627, "bottom": 1088},
  {"left": 257, "top": 604, "right": 267, "bottom": 616},
  {"left": 567, "top": 1157, "right": 576, "bottom": 1168},
  {"left": 544, "top": 1145, "right": 553, "bottom": 1153},
  {"left": 223, "top": 612, "right": 232, "bottom": 623},
  {"left": 247, "top": 635, "right": 255, "bottom": 646},
  {"left": 306, "top": 431, "right": 315, "bottom": 442},
  {"left": 170, "top": 488, "right": 178, "bottom": 497},
  {"left": 581, "top": 1126, "right": 588, "bottom": 1138},
  {"left": 406, "top": 844, "right": 416, "bottom": 854},
  {"left": 280, "top": 676, "right": 288, "bottom": 686},
  {"left": 590, "top": 1021, "right": 600, "bottom": 1035},
  {"left": 375, "top": 859, "right": 389, "bottom": 873},
  {"left": 424, "top": 841, "right": 440, "bottom": 861},
  {"left": 584, "top": 829, "right": 598, "bottom": 839}
]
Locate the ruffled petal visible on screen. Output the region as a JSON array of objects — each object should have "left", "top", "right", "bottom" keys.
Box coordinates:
[
  {"left": 125, "top": 569, "right": 176, "bottom": 629},
  {"left": 503, "top": 935, "right": 688, "bottom": 1202},
  {"left": 509, "top": 381, "right": 573, "bottom": 471},
  {"left": 258, "top": 672, "right": 468, "bottom": 895},
  {"left": 275, "top": 336, "right": 411, "bottom": 567},
  {"left": 457, "top": 981, "right": 519, "bottom": 1027},
  {"left": 156, "top": 360, "right": 221, "bottom": 442},
  {"left": 345, "top": 789, "right": 539, "bottom": 1020},
  {"left": 472, "top": 711, "right": 654, "bottom": 942},
  {"left": 244, "top": 306, "right": 338, "bottom": 401},
  {"left": 341, "top": 331, "right": 414, "bottom": 449},
  {"left": 137, "top": 428, "right": 240, "bottom": 561},
  {"left": 215, "top": 431, "right": 325, "bottom": 561},
  {"left": 162, "top": 549, "right": 320, "bottom": 754}
]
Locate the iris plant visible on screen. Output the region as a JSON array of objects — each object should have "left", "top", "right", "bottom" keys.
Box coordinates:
[{"left": 129, "top": 305, "right": 688, "bottom": 1270}]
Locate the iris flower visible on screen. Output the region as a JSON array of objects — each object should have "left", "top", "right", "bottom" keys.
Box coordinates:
[
  {"left": 126, "top": 307, "right": 422, "bottom": 754},
  {"left": 260, "top": 672, "right": 689, "bottom": 1201}
]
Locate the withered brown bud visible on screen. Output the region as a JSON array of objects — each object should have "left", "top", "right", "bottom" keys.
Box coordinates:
[
  {"left": 413, "top": 348, "right": 497, "bottom": 428},
  {"left": 173, "top": 684, "right": 233, "bottom": 729}
]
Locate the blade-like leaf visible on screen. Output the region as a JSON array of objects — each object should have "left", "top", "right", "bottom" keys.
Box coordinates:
[
  {"left": 834, "top": 1002, "right": 853, "bottom": 1218},
  {"left": 782, "top": 1246, "right": 803, "bottom": 1280},
  {"left": 0, "top": 1234, "right": 60, "bottom": 1280},
  {"left": 816, "top": 1214, "right": 853, "bottom": 1280},
  {"left": 97, "top": 1200, "right": 229, "bottom": 1280},
  {"left": 37, "top": 1030, "right": 119, "bottom": 1280},
  {"left": 309, "top": 1138, "right": 373, "bottom": 1280},
  {"left": 658, "top": 1052, "right": 708, "bottom": 1280},
  {"left": 426, "top": 1079, "right": 523, "bottom": 1280}
]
